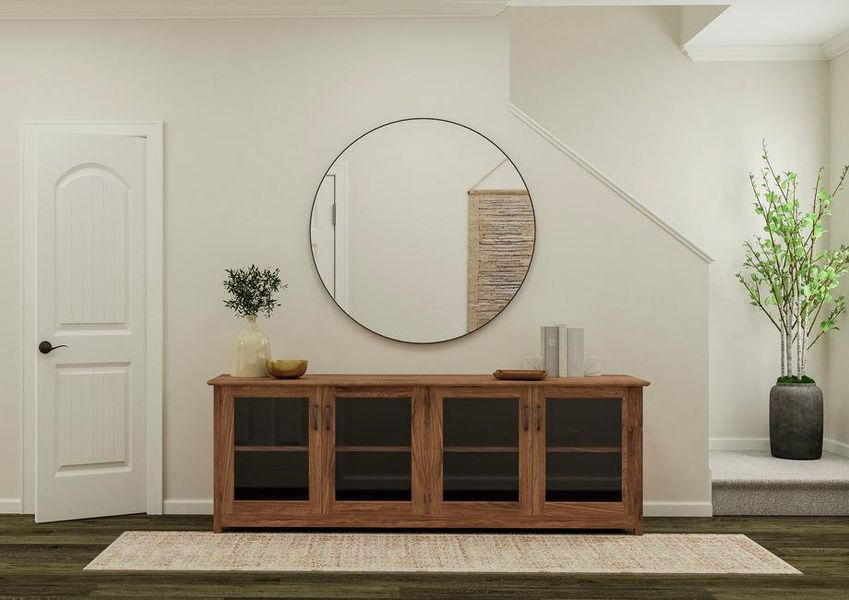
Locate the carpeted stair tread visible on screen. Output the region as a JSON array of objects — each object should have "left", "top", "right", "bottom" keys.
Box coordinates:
[
  {"left": 711, "top": 451, "right": 849, "bottom": 516},
  {"left": 712, "top": 451, "right": 849, "bottom": 486}
]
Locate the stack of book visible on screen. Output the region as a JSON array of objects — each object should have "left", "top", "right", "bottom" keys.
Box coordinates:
[{"left": 540, "top": 325, "right": 584, "bottom": 378}]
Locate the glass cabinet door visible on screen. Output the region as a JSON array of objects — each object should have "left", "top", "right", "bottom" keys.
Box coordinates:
[
  {"left": 232, "top": 396, "right": 311, "bottom": 501},
  {"left": 442, "top": 396, "right": 523, "bottom": 502},
  {"left": 543, "top": 396, "right": 623, "bottom": 503},
  {"left": 334, "top": 396, "right": 412, "bottom": 502}
]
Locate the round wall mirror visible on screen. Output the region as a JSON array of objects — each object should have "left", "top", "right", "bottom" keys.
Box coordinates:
[{"left": 310, "top": 118, "right": 535, "bottom": 344}]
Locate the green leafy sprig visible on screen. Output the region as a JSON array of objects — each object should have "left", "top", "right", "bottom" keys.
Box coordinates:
[{"left": 223, "top": 265, "right": 286, "bottom": 319}]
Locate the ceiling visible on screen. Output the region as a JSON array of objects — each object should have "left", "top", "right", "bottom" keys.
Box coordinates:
[
  {"left": 514, "top": 1, "right": 849, "bottom": 59},
  {"left": 683, "top": 0, "right": 849, "bottom": 61},
  {"left": 0, "top": 0, "right": 847, "bottom": 61},
  {"left": 690, "top": 0, "right": 849, "bottom": 47}
]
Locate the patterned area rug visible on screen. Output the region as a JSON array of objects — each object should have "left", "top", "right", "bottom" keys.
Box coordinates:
[{"left": 85, "top": 532, "right": 800, "bottom": 574}]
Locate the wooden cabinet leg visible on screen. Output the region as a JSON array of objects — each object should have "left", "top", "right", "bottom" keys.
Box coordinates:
[
  {"left": 633, "top": 519, "right": 643, "bottom": 535},
  {"left": 213, "top": 513, "right": 222, "bottom": 533}
]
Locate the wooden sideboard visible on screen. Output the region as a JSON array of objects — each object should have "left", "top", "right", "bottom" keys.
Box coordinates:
[{"left": 208, "top": 374, "right": 649, "bottom": 533}]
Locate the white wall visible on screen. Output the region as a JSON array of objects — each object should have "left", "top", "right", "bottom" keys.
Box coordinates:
[
  {"left": 828, "top": 52, "right": 849, "bottom": 451},
  {"left": 0, "top": 15, "right": 709, "bottom": 514},
  {"left": 509, "top": 6, "right": 829, "bottom": 445}
]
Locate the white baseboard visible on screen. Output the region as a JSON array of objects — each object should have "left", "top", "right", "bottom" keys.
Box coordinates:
[
  {"left": 709, "top": 437, "right": 770, "bottom": 451},
  {"left": 0, "top": 498, "right": 22, "bottom": 514},
  {"left": 509, "top": 103, "right": 713, "bottom": 264},
  {"left": 162, "top": 498, "right": 712, "bottom": 518},
  {"left": 824, "top": 438, "right": 849, "bottom": 458},
  {"left": 162, "top": 498, "right": 213, "bottom": 515},
  {"left": 0, "top": 496, "right": 214, "bottom": 516},
  {"left": 643, "top": 502, "right": 713, "bottom": 518},
  {"left": 711, "top": 437, "right": 849, "bottom": 457}
]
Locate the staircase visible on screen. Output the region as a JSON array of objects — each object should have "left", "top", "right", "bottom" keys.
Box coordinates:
[{"left": 711, "top": 450, "right": 849, "bottom": 515}]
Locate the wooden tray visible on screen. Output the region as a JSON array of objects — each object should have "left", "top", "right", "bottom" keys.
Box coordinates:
[{"left": 493, "top": 369, "right": 547, "bottom": 381}]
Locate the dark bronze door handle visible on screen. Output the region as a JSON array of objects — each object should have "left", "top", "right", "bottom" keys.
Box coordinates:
[{"left": 39, "top": 341, "right": 68, "bottom": 354}]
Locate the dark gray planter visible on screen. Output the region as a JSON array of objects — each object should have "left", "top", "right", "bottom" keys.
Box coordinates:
[{"left": 769, "top": 383, "right": 823, "bottom": 460}]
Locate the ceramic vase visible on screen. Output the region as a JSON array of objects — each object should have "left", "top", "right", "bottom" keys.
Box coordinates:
[
  {"left": 769, "top": 383, "right": 823, "bottom": 460},
  {"left": 232, "top": 315, "right": 271, "bottom": 377}
]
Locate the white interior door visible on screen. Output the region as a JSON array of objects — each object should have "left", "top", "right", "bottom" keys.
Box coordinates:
[
  {"left": 34, "top": 131, "right": 148, "bottom": 522},
  {"left": 311, "top": 165, "right": 347, "bottom": 308}
]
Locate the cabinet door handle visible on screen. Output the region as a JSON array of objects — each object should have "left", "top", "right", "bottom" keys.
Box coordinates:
[
  {"left": 311, "top": 404, "right": 318, "bottom": 431},
  {"left": 523, "top": 403, "right": 529, "bottom": 431},
  {"left": 536, "top": 401, "right": 542, "bottom": 432},
  {"left": 324, "top": 404, "right": 331, "bottom": 431}
]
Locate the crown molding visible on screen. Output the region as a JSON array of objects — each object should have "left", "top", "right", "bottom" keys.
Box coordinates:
[
  {"left": 824, "top": 28, "right": 849, "bottom": 60},
  {"left": 683, "top": 44, "right": 826, "bottom": 63},
  {"left": 510, "top": 1, "right": 729, "bottom": 5},
  {"left": 680, "top": 4, "right": 729, "bottom": 48},
  {"left": 0, "top": 0, "right": 510, "bottom": 20}
]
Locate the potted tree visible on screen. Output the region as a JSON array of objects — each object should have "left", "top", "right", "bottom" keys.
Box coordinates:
[{"left": 737, "top": 143, "right": 849, "bottom": 459}]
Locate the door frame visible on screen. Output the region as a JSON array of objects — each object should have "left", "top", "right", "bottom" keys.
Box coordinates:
[
  {"left": 325, "top": 163, "right": 348, "bottom": 310},
  {"left": 20, "top": 121, "right": 164, "bottom": 515},
  {"left": 311, "top": 163, "right": 348, "bottom": 310}
]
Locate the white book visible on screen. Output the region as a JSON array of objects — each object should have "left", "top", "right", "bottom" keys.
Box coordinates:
[
  {"left": 566, "top": 327, "right": 585, "bottom": 377},
  {"left": 557, "top": 324, "right": 568, "bottom": 378},
  {"left": 541, "top": 325, "right": 559, "bottom": 377}
]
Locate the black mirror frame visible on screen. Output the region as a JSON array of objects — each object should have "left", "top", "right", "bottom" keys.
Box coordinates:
[{"left": 308, "top": 117, "right": 536, "bottom": 345}]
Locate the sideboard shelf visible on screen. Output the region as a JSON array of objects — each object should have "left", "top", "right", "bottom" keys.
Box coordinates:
[
  {"left": 209, "top": 373, "right": 648, "bottom": 534},
  {"left": 234, "top": 446, "right": 308, "bottom": 452}
]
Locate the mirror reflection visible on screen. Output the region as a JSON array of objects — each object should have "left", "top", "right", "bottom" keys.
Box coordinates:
[{"left": 310, "top": 118, "right": 534, "bottom": 343}]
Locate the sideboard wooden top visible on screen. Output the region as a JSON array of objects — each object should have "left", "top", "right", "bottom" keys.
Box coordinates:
[{"left": 207, "top": 374, "right": 650, "bottom": 388}]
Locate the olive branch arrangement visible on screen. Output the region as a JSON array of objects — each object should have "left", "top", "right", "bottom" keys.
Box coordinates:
[
  {"left": 223, "top": 265, "right": 286, "bottom": 318},
  {"left": 736, "top": 142, "right": 849, "bottom": 384}
]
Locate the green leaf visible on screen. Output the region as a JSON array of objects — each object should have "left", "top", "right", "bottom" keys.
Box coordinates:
[{"left": 777, "top": 375, "right": 816, "bottom": 384}]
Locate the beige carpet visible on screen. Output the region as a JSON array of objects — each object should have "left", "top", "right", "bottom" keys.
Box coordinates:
[
  {"left": 711, "top": 451, "right": 849, "bottom": 515},
  {"left": 85, "top": 532, "right": 800, "bottom": 574}
]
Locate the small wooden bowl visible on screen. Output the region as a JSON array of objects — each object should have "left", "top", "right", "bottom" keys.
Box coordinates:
[
  {"left": 493, "top": 369, "right": 547, "bottom": 381},
  {"left": 266, "top": 360, "right": 308, "bottom": 379}
]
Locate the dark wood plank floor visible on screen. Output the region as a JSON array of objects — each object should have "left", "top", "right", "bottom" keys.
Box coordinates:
[{"left": 0, "top": 515, "right": 847, "bottom": 599}]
